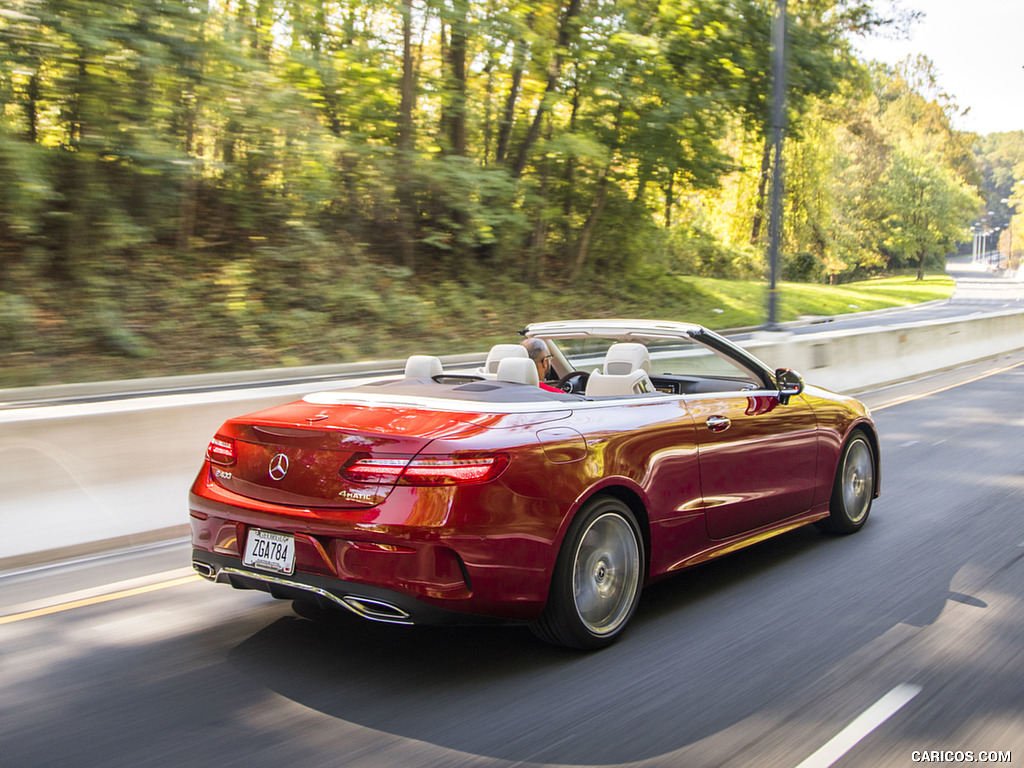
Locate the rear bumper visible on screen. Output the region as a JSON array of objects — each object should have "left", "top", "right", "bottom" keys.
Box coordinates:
[
  {"left": 192, "top": 550, "right": 514, "bottom": 626},
  {"left": 189, "top": 478, "right": 561, "bottom": 622}
]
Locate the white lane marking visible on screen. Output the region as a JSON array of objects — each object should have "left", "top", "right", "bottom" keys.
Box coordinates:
[
  {"left": 793, "top": 684, "right": 922, "bottom": 768},
  {"left": 872, "top": 359, "right": 1024, "bottom": 411}
]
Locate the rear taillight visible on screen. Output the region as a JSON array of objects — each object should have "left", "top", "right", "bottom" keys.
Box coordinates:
[
  {"left": 341, "top": 457, "right": 409, "bottom": 484},
  {"left": 341, "top": 454, "right": 509, "bottom": 486},
  {"left": 401, "top": 455, "right": 510, "bottom": 485},
  {"left": 206, "top": 436, "right": 237, "bottom": 466}
]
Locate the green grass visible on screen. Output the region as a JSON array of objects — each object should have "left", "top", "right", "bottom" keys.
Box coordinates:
[
  {"left": 552, "top": 272, "right": 956, "bottom": 333},
  {"left": 0, "top": 271, "right": 956, "bottom": 388},
  {"left": 405, "top": 272, "right": 956, "bottom": 358},
  {"left": 680, "top": 274, "right": 956, "bottom": 329}
]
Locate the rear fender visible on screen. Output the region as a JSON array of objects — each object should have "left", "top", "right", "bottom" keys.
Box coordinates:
[{"left": 556, "top": 478, "right": 652, "bottom": 581}]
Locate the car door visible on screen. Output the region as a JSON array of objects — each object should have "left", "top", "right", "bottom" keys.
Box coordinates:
[{"left": 688, "top": 391, "right": 819, "bottom": 540}]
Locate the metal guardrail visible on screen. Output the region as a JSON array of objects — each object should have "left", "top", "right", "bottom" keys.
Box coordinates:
[{"left": 0, "top": 354, "right": 486, "bottom": 410}]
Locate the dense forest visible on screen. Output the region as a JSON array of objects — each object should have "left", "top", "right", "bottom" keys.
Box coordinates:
[{"left": 0, "top": 0, "right": 1021, "bottom": 385}]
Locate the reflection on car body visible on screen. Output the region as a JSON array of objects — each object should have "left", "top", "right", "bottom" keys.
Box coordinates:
[{"left": 189, "top": 319, "right": 879, "bottom": 649}]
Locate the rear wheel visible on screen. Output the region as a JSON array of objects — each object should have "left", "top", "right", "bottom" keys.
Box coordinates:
[
  {"left": 816, "top": 431, "right": 875, "bottom": 534},
  {"left": 531, "top": 496, "right": 644, "bottom": 650}
]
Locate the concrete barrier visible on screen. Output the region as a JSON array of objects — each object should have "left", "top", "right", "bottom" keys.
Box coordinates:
[
  {"left": 745, "top": 309, "right": 1024, "bottom": 393},
  {"left": 2, "top": 310, "right": 1023, "bottom": 570}
]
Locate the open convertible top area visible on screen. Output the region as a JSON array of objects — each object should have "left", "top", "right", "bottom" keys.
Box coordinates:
[
  {"left": 337, "top": 374, "right": 583, "bottom": 404},
  {"left": 306, "top": 318, "right": 780, "bottom": 410}
]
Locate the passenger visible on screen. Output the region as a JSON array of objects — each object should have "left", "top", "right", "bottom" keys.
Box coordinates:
[{"left": 521, "top": 338, "right": 563, "bottom": 392}]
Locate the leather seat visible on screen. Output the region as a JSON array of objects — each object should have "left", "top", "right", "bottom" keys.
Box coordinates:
[
  {"left": 585, "top": 343, "right": 655, "bottom": 396},
  {"left": 585, "top": 369, "right": 654, "bottom": 396},
  {"left": 496, "top": 356, "right": 539, "bottom": 386},
  {"left": 482, "top": 344, "right": 529, "bottom": 374},
  {"left": 603, "top": 343, "right": 651, "bottom": 375},
  {"left": 404, "top": 355, "right": 443, "bottom": 378}
]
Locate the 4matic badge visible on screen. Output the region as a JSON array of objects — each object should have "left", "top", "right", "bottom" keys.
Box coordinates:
[{"left": 268, "top": 453, "right": 289, "bottom": 481}]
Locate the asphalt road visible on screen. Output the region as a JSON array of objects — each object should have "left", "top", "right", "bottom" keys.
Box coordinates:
[
  {"left": 768, "top": 258, "right": 1024, "bottom": 337},
  {"left": 1, "top": 351, "right": 1022, "bottom": 768}
]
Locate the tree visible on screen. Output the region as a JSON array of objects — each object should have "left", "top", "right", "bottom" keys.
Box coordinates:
[
  {"left": 876, "top": 149, "right": 980, "bottom": 278},
  {"left": 0, "top": 0, "right": 997, "bottom": 382}
]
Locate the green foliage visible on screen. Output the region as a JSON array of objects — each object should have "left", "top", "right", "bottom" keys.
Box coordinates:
[
  {"left": 781, "top": 251, "right": 825, "bottom": 282},
  {"left": 0, "top": 0, "right": 997, "bottom": 385},
  {"left": 976, "top": 132, "right": 1024, "bottom": 203},
  {"left": 0, "top": 292, "right": 36, "bottom": 352},
  {"left": 974, "top": 131, "right": 1024, "bottom": 265},
  {"left": 876, "top": 149, "right": 980, "bottom": 277},
  {"left": 665, "top": 224, "right": 765, "bottom": 280},
  {"left": 405, "top": 155, "right": 531, "bottom": 266},
  {"left": 0, "top": 136, "right": 57, "bottom": 237}
]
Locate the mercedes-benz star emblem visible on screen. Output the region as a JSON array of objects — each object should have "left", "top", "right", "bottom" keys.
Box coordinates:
[{"left": 268, "top": 453, "right": 289, "bottom": 481}]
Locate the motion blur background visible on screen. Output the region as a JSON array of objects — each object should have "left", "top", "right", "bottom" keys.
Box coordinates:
[{"left": 1, "top": 0, "right": 1022, "bottom": 390}]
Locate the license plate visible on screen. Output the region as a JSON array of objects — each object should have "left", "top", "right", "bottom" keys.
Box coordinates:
[{"left": 243, "top": 528, "right": 295, "bottom": 575}]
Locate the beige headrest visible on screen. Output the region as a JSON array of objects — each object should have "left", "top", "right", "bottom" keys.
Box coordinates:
[
  {"left": 496, "top": 356, "right": 540, "bottom": 386},
  {"left": 484, "top": 344, "right": 529, "bottom": 374},
  {"left": 404, "top": 355, "right": 443, "bottom": 378},
  {"left": 604, "top": 343, "right": 650, "bottom": 375}
]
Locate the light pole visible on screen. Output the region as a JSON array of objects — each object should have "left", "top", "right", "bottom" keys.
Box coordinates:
[
  {"left": 989, "top": 228, "right": 1001, "bottom": 267},
  {"left": 972, "top": 213, "right": 996, "bottom": 265},
  {"left": 1010, "top": 217, "right": 1016, "bottom": 272},
  {"left": 765, "top": 0, "right": 787, "bottom": 331},
  {"left": 1003, "top": 222, "right": 1012, "bottom": 270},
  {"left": 1001, "top": 197, "right": 1020, "bottom": 272},
  {"left": 983, "top": 211, "right": 995, "bottom": 266}
]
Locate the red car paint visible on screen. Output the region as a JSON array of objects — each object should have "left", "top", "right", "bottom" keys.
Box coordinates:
[{"left": 189, "top": 320, "right": 879, "bottom": 646}]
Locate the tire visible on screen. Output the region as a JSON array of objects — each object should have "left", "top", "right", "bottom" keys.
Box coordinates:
[
  {"left": 816, "top": 431, "right": 875, "bottom": 534},
  {"left": 531, "top": 496, "right": 644, "bottom": 650}
]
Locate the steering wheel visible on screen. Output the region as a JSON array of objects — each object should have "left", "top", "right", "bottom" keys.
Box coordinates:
[{"left": 554, "top": 370, "right": 590, "bottom": 394}]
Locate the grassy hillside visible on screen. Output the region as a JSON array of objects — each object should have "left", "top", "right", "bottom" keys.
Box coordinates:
[{"left": 0, "top": 272, "right": 955, "bottom": 389}]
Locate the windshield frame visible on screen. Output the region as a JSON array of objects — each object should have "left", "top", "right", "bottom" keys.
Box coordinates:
[{"left": 524, "top": 320, "right": 776, "bottom": 390}]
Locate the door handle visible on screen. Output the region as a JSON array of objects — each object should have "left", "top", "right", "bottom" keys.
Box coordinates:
[{"left": 706, "top": 415, "right": 731, "bottom": 432}]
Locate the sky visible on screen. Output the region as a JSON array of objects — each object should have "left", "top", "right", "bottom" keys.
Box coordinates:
[{"left": 852, "top": 0, "right": 1024, "bottom": 135}]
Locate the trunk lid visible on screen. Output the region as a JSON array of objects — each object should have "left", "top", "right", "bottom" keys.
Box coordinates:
[{"left": 210, "top": 399, "right": 502, "bottom": 509}]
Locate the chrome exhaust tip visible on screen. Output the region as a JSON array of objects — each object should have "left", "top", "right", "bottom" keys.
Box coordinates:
[
  {"left": 214, "top": 566, "right": 415, "bottom": 625},
  {"left": 342, "top": 596, "right": 412, "bottom": 623},
  {"left": 192, "top": 560, "right": 216, "bottom": 580}
]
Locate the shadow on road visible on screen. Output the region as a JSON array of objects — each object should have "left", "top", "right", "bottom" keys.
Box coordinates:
[{"left": 222, "top": 524, "right": 952, "bottom": 764}]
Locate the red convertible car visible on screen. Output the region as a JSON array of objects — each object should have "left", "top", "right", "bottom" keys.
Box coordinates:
[{"left": 189, "top": 319, "right": 879, "bottom": 649}]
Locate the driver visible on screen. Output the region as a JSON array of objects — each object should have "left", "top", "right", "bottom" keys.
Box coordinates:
[{"left": 521, "top": 338, "right": 563, "bottom": 392}]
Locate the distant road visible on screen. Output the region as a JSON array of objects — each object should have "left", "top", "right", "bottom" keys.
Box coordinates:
[{"left": 774, "top": 257, "right": 1024, "bottom": 337}]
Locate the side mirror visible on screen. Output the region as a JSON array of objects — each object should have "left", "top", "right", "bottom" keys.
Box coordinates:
[{"left": 775, "top": 368, "right": 805, "bottom": 405}]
